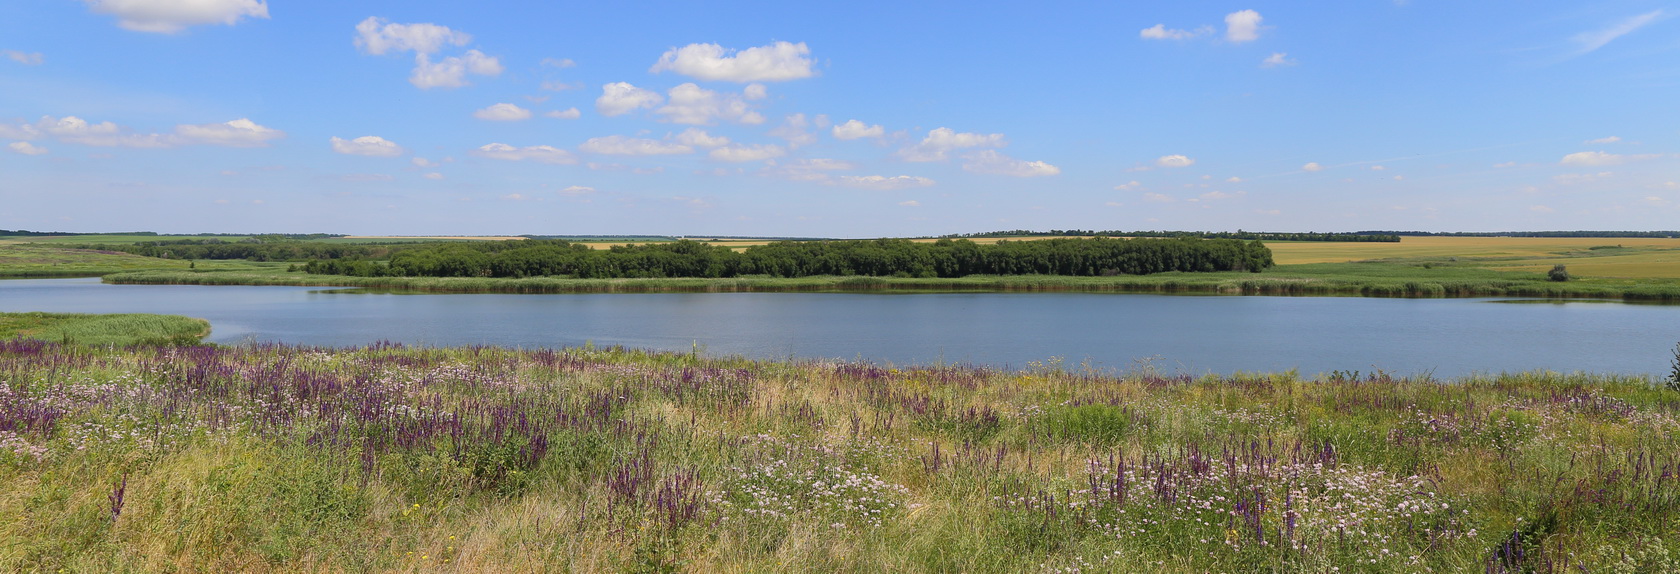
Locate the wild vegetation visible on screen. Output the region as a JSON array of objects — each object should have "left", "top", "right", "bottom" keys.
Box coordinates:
[
  {"left": 945, "top": 229, "right": 1403, "bottom": 242},
  {"left": 297, "top": 237, "right": 1275, "bottom": 279},
  {"left": 0, "top": 312, "right": 208, "bottom": 346},
  {"left": 1, "top": 340, "right": 1678, "bottom": 572}
]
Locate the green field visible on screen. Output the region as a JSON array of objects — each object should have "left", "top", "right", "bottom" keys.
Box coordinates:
[
  {"left": 2, "top": 341, "right": 1678, "bottom": 572},
  {"left": 0, "top": 311, "right": 209, "bottom": 346}
]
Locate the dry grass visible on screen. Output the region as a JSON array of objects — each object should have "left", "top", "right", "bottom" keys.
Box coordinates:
[{"left": 1268, "top": 236, "right": 1680, "bottom": 278}]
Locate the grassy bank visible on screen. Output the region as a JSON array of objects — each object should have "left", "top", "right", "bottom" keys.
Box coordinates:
[
  {"left": 100, "top": 263, "right": 1680, "bottom": 301},
  {"left": 2, "top": 342, "right": 1678, "bottom": 572},
  {"left": 0, "top": 312, "right": 210, "bottom": 346},
  {"left": 0, "top": 244, "right": 192, "bottom": 278}
]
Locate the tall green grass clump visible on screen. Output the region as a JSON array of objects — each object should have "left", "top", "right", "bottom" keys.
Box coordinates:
[{"left": 0, "top": 312, "right": 208, "bottom": 346}]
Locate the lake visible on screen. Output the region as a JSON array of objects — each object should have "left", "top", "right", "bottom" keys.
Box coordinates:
[{"left": 3, "top": 277, "right": 1678, "bottom": 377}]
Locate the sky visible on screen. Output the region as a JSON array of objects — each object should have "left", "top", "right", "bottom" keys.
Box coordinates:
[{"left": 2, "top": 1, "right": 1678, "bottom": 237}]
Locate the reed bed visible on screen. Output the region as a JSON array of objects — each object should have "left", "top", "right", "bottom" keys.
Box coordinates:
[{"left": 2, "top": 341, "right": 1678, "bottom": 572}]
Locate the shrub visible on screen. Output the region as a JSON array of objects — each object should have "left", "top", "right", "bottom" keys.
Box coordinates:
[{"left": 1548, "top": 264, "right": 1570, "bottom": 282}]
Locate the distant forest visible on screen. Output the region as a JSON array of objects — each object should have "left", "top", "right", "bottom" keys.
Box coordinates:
[
  {"left": 1356, "top": 230, "right": 1680, "bottom": 238},
  {"left": 299, "top": 237, "right": 1274, "bottom": 279},
  {"left": 944, "top": 230, "right": 1403, "bottom": 242}
]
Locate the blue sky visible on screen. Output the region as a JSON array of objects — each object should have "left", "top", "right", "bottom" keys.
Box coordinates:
[{"left": 2, "top": 1, "right": 1677, "bottom": 236}]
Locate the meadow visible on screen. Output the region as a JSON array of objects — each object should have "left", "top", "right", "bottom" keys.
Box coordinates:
[
  {"left": 2, "top": 339, "right": 1678, "bottom": 572},
  {"left": 0, "top": 312, "right": 208, "bottom": 347}
]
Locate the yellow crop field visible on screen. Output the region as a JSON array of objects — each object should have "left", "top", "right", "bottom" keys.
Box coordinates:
[{"left": 1266, "top": 236, "right": 1680, "bottom": 278}]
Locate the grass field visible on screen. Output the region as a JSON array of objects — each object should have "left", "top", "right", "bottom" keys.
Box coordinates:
[
  {"left": 0, "top": 244, "right": 192, "bottom": 277},
  {"left": 0, "top": 312, "right": 208, "bottom": 346},
  {"left": 1267, "top": 237, "right": 1680, "bottom": 279},
  {"left": 2, "top": 341, "right": 1678, "bottom": 572}
]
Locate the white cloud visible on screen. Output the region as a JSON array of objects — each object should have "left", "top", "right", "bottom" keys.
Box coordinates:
[
  {"left": 541, "top": 81, "right": 582, "bottom": 92},
  {"left": 1302, "top": 162, "right": 1323, "bottom": 172},
  {"left": 763, "top": 158, "right": 857, "bottom": 182},
  {"left": 1393, "top": 175, "right": 1405, "bottom": 181},
  {"left": 8, "top": 142, "right": 47, "bottom": 155},
  {"left": 1225, "top": 10, "right": 1263, "bottom": 43},
  {"left": 173, "top": 118, "right": 283, "bottom": 147},
  {"left": 1529, "top": 205, "right": 1555, "bottom": 213},
  {"left": 1553, "top": 171, "right": 1613, "bottom": 184},
  {"left": 578, "top": 135, "right": 692, "bottom": 156},
  {"left": 473, "top": 103, "right": 532, "bottom": 121},
  {"left": 1199, "top": 190, "right": 1245, "bottom": 201},
  {"left": 962, "top": 150, "right": 1061, "bottom": 177},
  {"left": 649, "top": 41, "right": 815, "bottom": 82},
  {"left": 767, "top": 113, "right": 822, "bottom": 149},
  {"left": 595, "top": 82, "right": 663, "bottom": 116},
  {"left": 1143, "top": 193, "right": 1174, "bottom": 203},
  {"left": 3, "top": 50, "right": 43, "bottom": 65},
  {"left": 898, "top": 127, "right": 1006, "bottom": 162},
  {"left": 835, "top": 175, "right": 936, "bottom": 190},
  {"left": 1155, "top": 154, "right": 1194, "bottom": 168},
  {"left": 1261, "top": 52, "right": 1296, "bottom": 68},
  {"left": 341, "top": 173, "right": 393, "bottom": 182},
  {"left": 411, "top": 157, "right": 437, "bottom": 168},
  {"left": 83, "top": 0, "right": 268, "bottom": 33},
  {"left": 1139, "top": 24, "right": 1211, "bottom": 40},
  {"left": 743, "top": 83, "right": 768, "bottom": 100},
  {"left": 473, "top": 143, "right": 578, "bottom": 164},
  {"left": 1114, "top": 181, "right": 1142, "bottom": 190},
  {"left": 674, "top": 128, "right": 730, "bottom": 148},
  {"left": 544, "top": 107, "right": 581, "bottom": 120},
  {"left": 422, "top": 172, "right": 444, "bottom": 180},
  {"left": 832, "top": 119, "right": 885, "bottom": 140},
  {"left": 1226, "top": 176, "right": 1242, "bottom": 183},
  {"left": 33, "top": 115, "right": 165, "bottom": 147},
  {"left": 1560, "top": 151, "right": 1660, "bottom": 166},
  {"left": 410, "top": 50, "right": 502, "bottom": 89},
  {"left": 330, "top": 135, "right": 403, "bottom": 157},
  {"left": 354, "top": 17, "right": 469, "bottom": 55},
  {"left": 1369, "top": 165, "right": 1386, "bottom": 170},
  {"left": 557, "top": 185, "right": 595, "bottom": 196},
  {"left": 1493, "top": 161, "right": 1519, "bottom": 168},
  {"left": 655, "top": 83, "right": 765, "bottom": 125},
  {"left": 1584, "top": 136, "right": 1621, "bottom": 145},
  {"left": 1574, "top": 10, "right": 1664, "bottom": 54},
  {"left": 899, "top": 200, "right": 920, "bottom": 207},
  {"left": 541, "top": 58, "right": 576, "bottom": 68},
  {"left": 709, "top": 144, "right": 786, "bottom": 163}
]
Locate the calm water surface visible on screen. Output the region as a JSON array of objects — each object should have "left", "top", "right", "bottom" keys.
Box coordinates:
[{"left": 4, "top": 278, "right": 1678, "bottom": 377}]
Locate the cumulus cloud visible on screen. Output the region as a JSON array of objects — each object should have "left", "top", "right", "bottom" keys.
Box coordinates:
[
  {"left": 835, "top": 175, "right": 936, "bottom": 190},
  {"left": 578, "top": 135, "right": 692, "bottom": 156},
  {"left": 1560, "top": 151, "right": 1659, "bottom": 166},
  {"left": 173, "top": 118, "right": 283, "bottom": 147},
  {"left": 962, "top": 150, "right": 1060, "bottom": 177},
  {"left": 1261, "top": 52, "right": 1296, "bottom": 67},
  {"left": 473, "top": 103, "right": 532, "bottom": 121},
  {"left": 595, "top": 82, "right": 663, "bottom": 116},
  {"left": 473, "top": 143, "right": 577, "bottom": 164},
  {"left": 1574, "top": 10, "right": 1664, "bottom": 54},
  {"left": 709, "top": 143, "right": 786, "bottom": 163},
  {"left": 743, "top": 83, "right": 768, "bottom": 100},
  {"left": 411, "top": 157, "right": 437, "bottom": 168},
  {"left": 422, "top": 172, "right": 444, "bottom": 180},
  {"left": 1139, "top": 24, "right": 1211, "bottom": 40},
  {"left": 3, "top": 50, "right": 43, "bottom": 65},
  {"left": 649, "top": 41, "right": 815, "bottom": 82},
  {"left": 832, "top": 119, "right": 885, "bottom": 140},
  {"left": 1155, "top": 154, "right": 1194, "bottom": 168},
  {"left": 354, "top": 17, "right": 469, "bottom": 55},
  {"left": 557, "top": 185, "right": 595, "bottom": 196},
  {"left": 1225, "top": 10, "right": 1263, "bottom": 43},
  {"left": 1142, "top": 192, "right": 1174, "bottom": 203},
  {"left": 674, "top": 128, "right": 730, "bottom": 148},
  {"left": 761, "top": 158, "right": 857, "bottom": 182},
  {"left": 8, "top": 141, "right": 47, "bottom": 155},
  {"left": 899, "top": 200, "right": 921, "bottom": 207},
  {"left": 83, "top": 0, "right": 268, "bottom": 33},
  {"left": 767, "top": 113, "right": 825, "bottom": 149},
  {"left": 898, "top": 127, "right": 1006, "bottom": 162},
  {"left": 655, "top": 83, "right": 765, "bottom": 125},
  {"left": 1226, "top": 176, "right": 1242, "bottom": 183},
  {"left": 410, "top": 50, "right": 502, "bottom": 89},
  {"left": 542, "top": 57, "right": 575, "bottom": 68},
  {"left": 544, "top": 108, "right": 581, "bottom": 120},
  {"left": 330, "top": 136, "right": 403, "bottom": 157},
  {"left": 1585, "top": 136, "right": 1621, "bottom": 144},
  {"left": 1114, "top": 181, "right": 1142, "bottom": 190},
  {"left": 1301, "top": 162, "right": 1323, "bottom": 172},
  {"left": 1553, "top": 171, "right": 1613, "bottom": 185}
]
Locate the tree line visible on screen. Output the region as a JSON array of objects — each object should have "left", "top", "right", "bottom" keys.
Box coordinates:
[
  {"left": 298, "top": 237, "right": 1274, "bottom": 279},
  {"left": 68, "top": 239, "right": 394, "bottom": 262},
  {"left": 942, "top": 229, "right": 1401, "bottom": 242}
]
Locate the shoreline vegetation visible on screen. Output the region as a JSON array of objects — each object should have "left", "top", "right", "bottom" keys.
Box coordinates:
[
  {"left": 0, "top": 311, "right": 209, "bottom": 346},
  {"left": 99, "top": 266, "right": 1680, "bottom": 301},
  {"left": 3, "top": 338, "right": 1678, "bottom": 571}
]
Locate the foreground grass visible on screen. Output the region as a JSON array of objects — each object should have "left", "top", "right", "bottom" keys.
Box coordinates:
[
  {"left": 0, "top": 312, "right": 209, "bottom": 346},
  {"left": 2, "top": 342, "right": 1678, "bottom": 572}
]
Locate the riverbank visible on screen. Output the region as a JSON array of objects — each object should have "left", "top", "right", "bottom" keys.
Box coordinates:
[
  {"left": 0, "top": 311, "right": 209, "bottom": 346},
  {"left": 99, "top": 263, "right": 1680, "bottom": 301},
  {"left": 2, "top": 341, "right": 1677, "bottom": 572}
]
